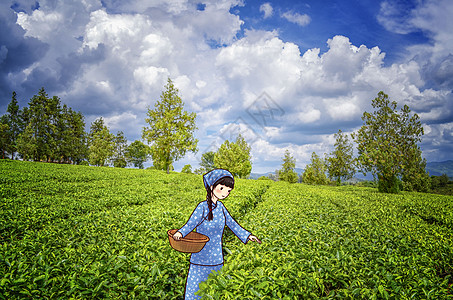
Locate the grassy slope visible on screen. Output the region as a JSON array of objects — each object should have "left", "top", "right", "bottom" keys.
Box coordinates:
[{"left": 1, "top": 160, "right": 452, "bottom": 299}]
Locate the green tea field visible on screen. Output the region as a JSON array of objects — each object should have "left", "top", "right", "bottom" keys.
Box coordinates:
[{"left": 1, "top": 160, "right": 452, "bottom": 299}]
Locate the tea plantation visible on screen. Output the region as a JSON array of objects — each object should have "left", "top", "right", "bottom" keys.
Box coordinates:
[{"left": 1, "top": 160, "right": 452, "bottom": 299}]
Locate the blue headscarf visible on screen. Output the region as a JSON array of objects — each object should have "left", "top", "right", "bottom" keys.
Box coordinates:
[
  {"left": 203, "top": 169, "right": 234, "bottom": 221},
  {"left": 203, "top": 169, "right": 234, "bottom": 189}
]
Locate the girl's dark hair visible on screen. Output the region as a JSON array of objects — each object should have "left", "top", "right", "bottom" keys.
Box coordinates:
[{"left": 206, "top": 176, "right": 234, "bottom": 221}]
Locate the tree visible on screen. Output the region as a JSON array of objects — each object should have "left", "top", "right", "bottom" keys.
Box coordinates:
[
  {"left": 326, "top": 130, "right": 356, "bottom": 185},
  {"left": 19, "top": 88, "right": 63, "bottom": 162},
  {"left": 181, "top": 164, "right": 192, "bottom": 173},
  {"left": 193, "top": 167, "right": 206, "bottom": 175},
  {"left": 62, "top": 106, "right": 87, "bottom": 164},
  {"left": 401, "top": 146, "right": 431, "bottom": 192},
  {"left": 353, "top": 91, "right": 427, "bottom": 193},
  {"left": 3, "top": 92, "right": 22, "bottom": 159},
  {"left": 278, "top": 149, "right": 298, "bottom": 183},
  {"left": 302, "top": 152, "right": 329, "bottom": 185},
  {"left": 88, "top": 118, "right": 114, "bottom": 166},
  {"left": 214, "top": 134, "right": 252, "bottom": 178},
  {"left": 1, "top": 88, "right": 88, "bottom": 163},
  {"left": 0, "top": 121, "right": 10, "bottom": 159},
  {"left": 125, "top": 140, "right": 150, "bottom": 169},
  {"left": 112, "top": 131, "right": 128, "bottom": 168},
  {"left": 200, "top": 151, "right": 216, "bottom": 171},
  {"left": 142, "top": 78, "right": 198, "bottom": 174},
  {"left": 16, "top": 124, "right": 37, "bottom": 161}
]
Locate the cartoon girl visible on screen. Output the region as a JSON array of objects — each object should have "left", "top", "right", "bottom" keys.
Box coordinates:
[{"left": 172, "top": 169, "right": 261, "bottom": 300}]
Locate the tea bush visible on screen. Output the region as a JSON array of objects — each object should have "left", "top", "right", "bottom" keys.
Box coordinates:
[{"left": 1, "top": 160, "right": 452, "bottom": 299}]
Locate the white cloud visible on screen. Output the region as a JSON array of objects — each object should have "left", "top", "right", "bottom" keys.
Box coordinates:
[
  {"left": 377, "top": 1, "right": 415, "bottom": 34},
  {"left": 16, "top": 10, "right": 63, "bottom": 40},
  {"left": 324, "top": 96, "right": 361, "bottom": 121},
  {"left": 281, "top": 11, "right": 311, "bottom": 27},
  {"left": 6, "top": 0, "right": 453, "bottom": 170},
  {"left": 296, "top": 105, "right": 321, "bottom": 124},
  {"left": 260, "top": 3, "right": 273, "bottom": 19}
]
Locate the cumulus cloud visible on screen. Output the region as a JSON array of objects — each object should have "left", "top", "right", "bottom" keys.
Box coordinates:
[
  {"left": 1, "top": 0, "right": 452, "bottom": 170},
  {"left": 259, "top": 3, "right": 273, "bottom": 19},
  {"left": 281, "top": 11, "right": 311, "bottom": 27}
]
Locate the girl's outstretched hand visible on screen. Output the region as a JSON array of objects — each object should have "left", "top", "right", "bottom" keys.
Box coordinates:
[
  {"left": 248, "top": 235, "right": 262, "bottom": 244},
  {"left": 173, "top": 231, "right": 182, "bottom": 240}
]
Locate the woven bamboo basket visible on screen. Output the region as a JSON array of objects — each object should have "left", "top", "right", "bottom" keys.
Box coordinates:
[{"left": 167, "top": 229, "right": 209, "bottom": 253}]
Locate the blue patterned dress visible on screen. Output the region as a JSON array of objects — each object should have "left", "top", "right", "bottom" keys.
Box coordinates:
[{"left": 178, "top": 200, "right": 251, "bottom": 300}]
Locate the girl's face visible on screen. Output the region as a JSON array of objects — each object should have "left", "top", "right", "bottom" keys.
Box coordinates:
[{"left": 212, "top": 184, "right": 232, "bottom": 200}]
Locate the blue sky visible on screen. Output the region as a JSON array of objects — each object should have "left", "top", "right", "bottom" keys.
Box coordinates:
[
  {"left": 236, "top": 0, "right": 430, "bottom": 64},
  {"left": 1, "top": 0, "right": 452, "bottom": 173}
]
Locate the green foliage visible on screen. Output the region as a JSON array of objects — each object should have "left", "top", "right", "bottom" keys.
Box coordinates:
[
  {"left": 432, "top": 174, "right": 450, "bottom": 188},
  {"left": 58, "top": 105, "right": 87, "bottom": 164},
  {"left": 214, "top": 134, "right": 252, "bottom": 178},
  {"left": 1, "top": 92, "right": 22, "bottom": 159},
  {"left": 125, "top": 140, "right": 150, "bottom": 169},
  {"left": 353, "top": 91, "right": 427, "bottom": 193},
  {"left": 181, "top": 164, "right": 192, "bottom": 173},
  {"left": 278, "top": 149, "right": 298, "bottom": 183},
  {"left": 88, "top": 118, "right": 115, "bottom": 167},
  {"left": 142, "top": 78, "right": 198, "bottom": 174},
  {"left": 0, "top": 121, "right": 10, "bottom": 158},
  {"left": 326, "top": 130, "right": 355, "bottom": 186},
  {"left": 112, "top": 131, "right": 128, "bottom": 168},
  {"left": 200, "top": 151, "right": 216, "bottom": 171},
  {"left": 1, "top": 160, "right": 453, "bottom": 299},
  {"left": 302, "top": 152, "right": 330, "bottom": 185},
  {"left": 1, "top": 89, "right": 87, "bottom": 164},
  {"left": 431, "top": 174, "right": 453, "bottom": 195},
  {"left": 16, "top": 124, "right": 37, "bottom": 161},
  {"left": 194, "top": 167, "right": 207, "bottom": 175}
]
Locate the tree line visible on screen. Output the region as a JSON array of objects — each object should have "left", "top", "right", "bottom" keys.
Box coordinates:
[
  {"left": 269, "top": 91, "right": 431, "bottom": 193},
  {"left": 0, "top": 82, "right": 434, "bottom": 194},
  {"left": 0, "top": 88, "right": 150, "bottom": 168}
]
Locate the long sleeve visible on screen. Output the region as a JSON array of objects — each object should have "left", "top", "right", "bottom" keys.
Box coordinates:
[
  {"left": 221, "top": 202, "right": 251, "bottom": 244},
  {"left": 178, "top": 202, "right": 206, "bottom": 238}
]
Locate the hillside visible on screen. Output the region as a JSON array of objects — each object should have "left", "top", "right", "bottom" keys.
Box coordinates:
[{"left": 1, "top": 160, "right": 452, "bottom": 299}]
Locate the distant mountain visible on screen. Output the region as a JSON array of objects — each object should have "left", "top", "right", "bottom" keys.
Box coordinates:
[
  {"left": 426, "top": 160, "right": 453, "bottom": 177},
  {"left": 249, "top": 168, "right": 304, "bottom": 179},
  {"left": 249, "top": 161, "right": 453, "bottom": 180}
]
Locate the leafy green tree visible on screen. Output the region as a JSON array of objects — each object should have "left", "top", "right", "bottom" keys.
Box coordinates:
[
  {"left": 302, "top": 152, "right": 329, "bottom": 185},
  {"left": 88, "top": 118, "right": 114, "bottom": 166},
  {"left": 24, "top": 88, "right": 47, "bottom": 161},
  {"left": 54, "top": 104, "right": 87, "bottom": 164},
  {"left": 16, "top": 124, "right": 37, "bottom": 161},
  {"left": 20, "top": 88, "right": 63, "bottom": 162},
  {"left": 142, "top": 78, "right": 198, "bottom": 174},
  {"left": 353, "top": 91, "right": 427, "bottom": 193},
  {"left": 326, "top": 130, "right": 356, "bottom": 185},
  {"left": 401, "top": 147, "right": 431, "bottom": 192},
  {"left": 193, "top": 167, "right": 206, "bottom": 175},
  {"left": 125, "top": 140, "right": 150, "bottom": 169},
  {"left": 431, "top": 174, "right": 449, "bottom": 189},
  {"left": 0, "top": 121, "right": 10, "bottom": 159},
  {"left": 3, "top": 92, "right": 22, "bottom": 159},
  {"left": 112, "top": 131, "right": 128, "bottom": 168},
  {"left": 62, "top": 106, "right": 87, "bottom": 164},
  {"left": 2, "top": 88, "right": 87, "bottom": 163},
  {"left": 200, "top": 151, "right": 216, "bottom": 171},
  {"left": 214, "top": 134, "right": 252, "bottom": 178},
  {"left": 278, "top": 149, "right": 298, "bottom": 183},
  {"left": 181, "top": 164, "right": 192, "bottom": 173}
]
